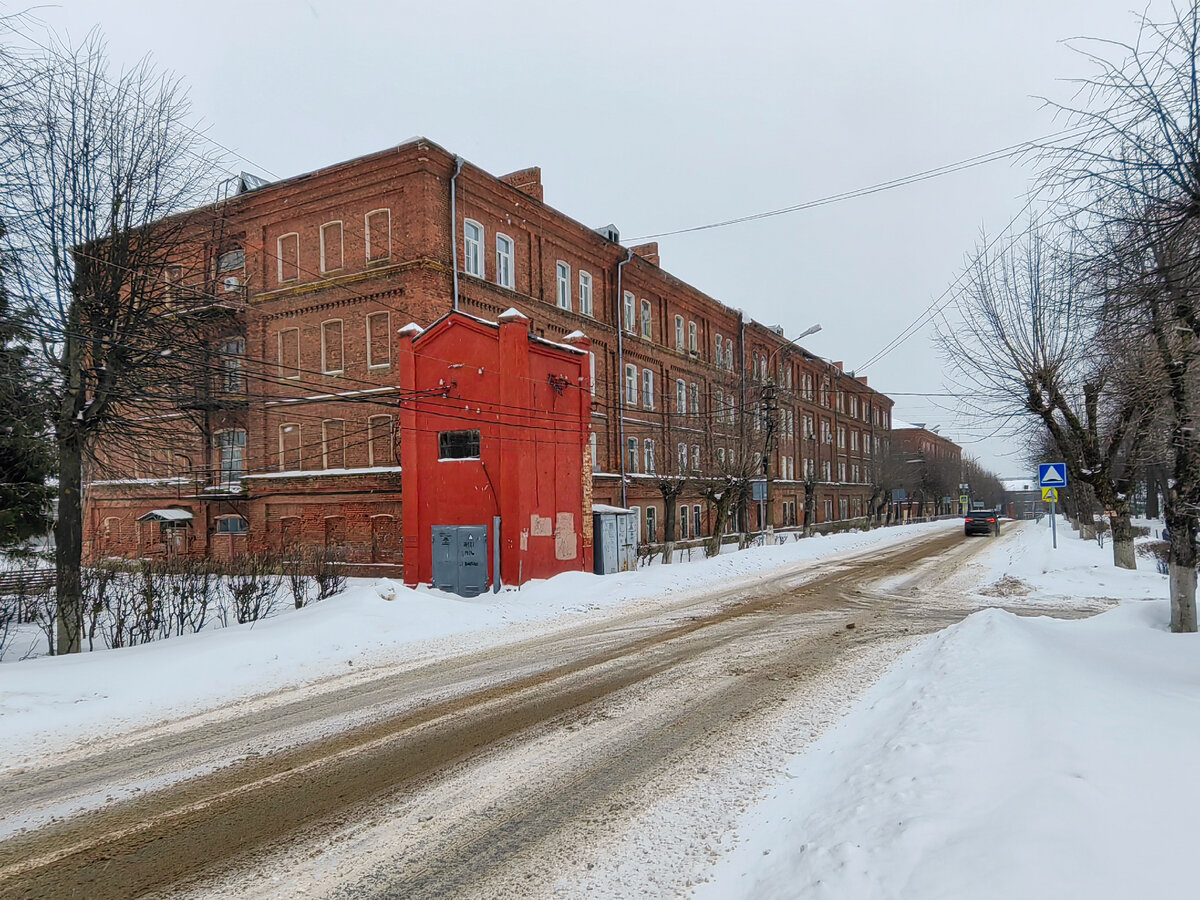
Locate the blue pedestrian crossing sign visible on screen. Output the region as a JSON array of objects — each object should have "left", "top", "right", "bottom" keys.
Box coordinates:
[{"left": 1038, "top": 463, "right": 1068, "bottom": 488}]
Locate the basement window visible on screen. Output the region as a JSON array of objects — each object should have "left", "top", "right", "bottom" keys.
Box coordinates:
[
  {"left": 216, "top": 516, "right": 248, "bottom": 534},
  {"left": 438, "top": 429, "right": 481, "bottom": 460}
]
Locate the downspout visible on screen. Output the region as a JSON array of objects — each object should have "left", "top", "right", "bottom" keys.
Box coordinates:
[
  {"left": 616, "top": 247, "right": 634, "bottom": 508},
  {"left": 449, "top": 155, "right": 465, "bottom": 312}
]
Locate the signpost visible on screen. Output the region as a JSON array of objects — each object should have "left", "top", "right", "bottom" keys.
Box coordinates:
[{"left": 1038, "top": 463, "right": 1068, "bottom": 549}]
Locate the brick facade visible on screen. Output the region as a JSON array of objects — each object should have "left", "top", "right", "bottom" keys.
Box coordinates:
[{"left": 82, "top": 137, "right": 895, "bottom": 572}]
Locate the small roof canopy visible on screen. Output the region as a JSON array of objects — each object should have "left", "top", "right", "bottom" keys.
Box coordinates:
[
  {"left": 592, "top": 503, "right": 634, "bottom": 515},
  {"left": 136, "top": 508, "right": 194, "bottom": 523}
]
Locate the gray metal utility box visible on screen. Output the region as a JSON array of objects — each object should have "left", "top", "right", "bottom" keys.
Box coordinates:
[
  {"left": 592, "top": 505, "right": 637, "bottom": 575},
  {"left": 431, "top": 524, "right": 489, "bottom": 597}
]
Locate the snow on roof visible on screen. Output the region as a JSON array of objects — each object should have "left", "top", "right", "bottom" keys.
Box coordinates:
[
  {"left": 592, "top": 503, "right": 634, "bottom": 514},
  {"left": 1002, "top": 478, "right": 1038, "bottom": 493},
  {"left": 497, "top": 307, "right": 528, "bottom": 321},
  {"left": 136, "top": 508, "right": 194, "bottom": 522},
  {"left": 562, "top": 330, "right": 588, "bottom": 341},
  {"left": 891, "top": 418, "right": 921, "bottom": 430}
]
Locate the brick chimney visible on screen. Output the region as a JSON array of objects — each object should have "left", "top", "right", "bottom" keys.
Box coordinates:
[
  {"left": 630, "top": 242, "right": 660, "bottom": 266},
  {"left": 499, "top": 167, "right": 543, "bottom": 202}
]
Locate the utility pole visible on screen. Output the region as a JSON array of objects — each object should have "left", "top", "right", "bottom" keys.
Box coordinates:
[{"left": 762, "top": 381, "right": 778, "bottom": 543}]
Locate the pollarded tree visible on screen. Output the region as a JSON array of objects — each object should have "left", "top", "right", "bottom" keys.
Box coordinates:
[{"left": 0, "top": 29, "right": 222, "bottom": 651}]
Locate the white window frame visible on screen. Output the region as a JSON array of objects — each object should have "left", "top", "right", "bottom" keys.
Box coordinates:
[
  {"left": 556, "top": 260, "right": 571, "bottom": 310},
  {"left": 624, "top": 363, "right": 638, "bottom": 406},
  {"left": 627, "top": 436, "right": 639, "bottom": 473},
  {"left": 319, "top": 221, "right": 343, "bottom": 274},
  {"left": 644, "top": 439, "right": 656, "bottom": 475},
  {"left": 367, "top": 311, "right": 391, "bottom": 369},
  {"left": 589, "top": 432, "right": 598, "bottom": 468},
  {"left": 277, "top": 232, "right": 299, "bottom": 284},
  {"left": 623, "top": 291, "right": 636, "bottom": 333},
  {"left": 674, "top": 315, "right": 684, "bottom": 350},
  {"left": 725, "top": 338, "right": 733, "bottom": 370},
  {"left": 688, "top": 321, "right": 697, "bottom": 354},
  {"left": 640, "top": 298, "right": 652, "bottom": 339},
  {"left": 495, "top": 233, "right": 514, "bottom": 288},
  {"left": 642, "top": 368, "right": 655, "bottom": 409},
  {"left": 715, "top": 333, "right": 723, "bottom": 367},
  {"left": 463, "top": 219, "right": 484, "bottom": 277},
  {"left": 689, "top": 382, "right": 699, "bottom": 417},
  {"left": 579, "top": 271, "right": 593, "bottom": 317},
  {"left": 675, "top": 379, "right": 686, "bottom": 416},
  {"left": 365, "top": 208, "right": 392, "bottom": 263}
]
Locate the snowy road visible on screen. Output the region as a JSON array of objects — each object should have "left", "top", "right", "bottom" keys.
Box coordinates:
[{"left": 0, "top": 525, "right": 1071, "bottom": 899}]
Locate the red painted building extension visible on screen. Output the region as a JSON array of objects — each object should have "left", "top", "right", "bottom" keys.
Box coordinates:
[{"left": 397, "top": 310, "right": 592, "bottom": 587}]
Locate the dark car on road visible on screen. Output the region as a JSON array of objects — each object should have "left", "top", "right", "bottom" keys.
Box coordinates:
[{"left": 964, "top": 509, "right": 999, "bottom": 536}]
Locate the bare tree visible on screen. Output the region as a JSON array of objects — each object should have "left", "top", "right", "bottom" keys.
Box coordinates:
[
  {"left": 939, "top": 221, "right": 1153, "bottom": 568},
  {"left": 0, "top": 30, "right": 222, "bottom": 652},
  {"left": 1039, "top": 6, "right": 1200, "bottom": 630}
]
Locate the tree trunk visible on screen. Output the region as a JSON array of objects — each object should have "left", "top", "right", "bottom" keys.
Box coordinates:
[
  {"left": 1145, "top": 467, "right": 1161, "bottom": 520},
  {"left": 1109, "top": 511, "right": 1136, "bottom": 570},
  {"left": 662, "top": 501, "right": 676, "bottom": 564},
  {"left": 706, "top": 494, "right": 732, "bottom": 558},
  {"left": 1166, "top": 507, "right": 1198, "bottom": 633},
  {"left": 55, "top": 427, "right": 84, "bottom": 655}
]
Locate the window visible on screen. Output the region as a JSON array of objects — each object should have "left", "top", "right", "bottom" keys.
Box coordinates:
[
  {"left": 219, "top": 338, "right": 244, "bottom": 392},
  {"left": 752, "top": 351, "right": 760, "bottom": 380},
  {"left": 714, "top": 388, "right": 724, "bottom": 423},
  {"left": 691, "top": 444, "right": 700, "bottom": 471},
  {"left": 689, "top": 383, "right": 699, "bottom": 417},
  {"left": 321, "top": 320, "right": 344, "bottom": 374},
  {"left": 850, "top": 430, "right": 859, "bottom": 451},
  {"left": 217, "top": 248, "right": 244, "bottom": 273},
  {"left": 322, "top": 419, "right": 346, "bottom": 469},
  {"left": 837, "top": 427, "right": 846, "bottom": 449},
  {"left": 693, "top": 504, "right": 701, "bottom": 537},
  {"left": 367, "top": 312, "right": 391, "bottom": 369},
  {"left": 822, "top": 460, "right": 831, "bottom": 481},
  {"left": 838, "top": 462, "right": 847, "bottom": 482},
  {"left": 556, "top": 261, "right": 571, "bottom": 309},
  {"left": 589, "top": 432, "right": 598, "bottom": 468},
  {"left": 715, "top": 333, "right": 723, "bottom": 367},
  {"left": 368, "top": 415, "right": 393, "bottom": 466},
  {"left": 631, "top": 506, "right": 642, "bottom": 542},
  {"left": 642, "top": 369, "right": 655, "bottom": 408},
  {"left": 495, "top": 233, "right": 514, "bottom": 288},
  {"left": 725, "top": 338, "right": 733, "bottom": 370},
  {"left": 277, "top": 232, "right": 300, "bottom": 283},
  {"left": 851, "top": 464, "right": 860, "bottom": 483},
  {"left": 849, "top": 395, "right": 858, "bottom": 417},
  {"left": 589, "top": 352, "right": 596, "bottom": 396},
  {"left": 279, "top": 423, "right": 302, "bottom": 470},
  {"left": 320, "top": 222, "right": 344, "bottom": 273},
  {"left": 674, "top": 315, "right": 685, "bottom": 350},
  {"left": 627, "top": 436, "right": 638, "bottom": 473},
  {"left": 688, "top": 321, "right": 697, "bottom": 354},
  {"left": 464, "top": 219, "right": 484, "bottom": 277},
  {"left": 644, "top": 438, "right": 656, "bottom": 474},
  {"left": 675, "top": 379, "right": 686, "bottom": 415},
  {"left": 216, "top": 429, "right": 246, "bottom": 482},
  {"left": 625, "top": 364, "right": 638, "bottom": 405},
  {"left": 278, "top": 328, "right": 300, "bottom": 378},
  {"left": 640, "top": 299, "right": 652, "bottom": 339},
  {"left": 366, "top": 209, "right": 391, "bottom": 263},
  {"left": 579, "top": 271, "right": 593, "bottom": 316},
  {"left": 678, "top": 442, "right": 688, "bottom": 473},
  {"left": 678, "top": 504, "right": 689, "bottom": 540},
  {"left": 624, "top": 291, "right": 636, "bottom": 333},
  {"left": 717, "top": 447, "right": 726, "bottom": 465},
  {"left": 646, "top": 506, "right": 657, "bottom": 543},
  {"left": 216, "top": 516, "right": 248, "bottom": 534},
  {"left": 438, "top": 429, "right": 481, "bottom": 460}
]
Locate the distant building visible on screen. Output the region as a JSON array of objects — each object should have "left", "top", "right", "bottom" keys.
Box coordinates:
[
  {"left": 1001, "top": 477, "right": 1040, "bottom": 520},
  {"left": 890, "top": 420, "right": 963, "bottom": 518}
]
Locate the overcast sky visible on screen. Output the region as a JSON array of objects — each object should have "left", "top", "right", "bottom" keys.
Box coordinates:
[{"left": 26, "top": 0, "right": 1152, "bottom": 475}]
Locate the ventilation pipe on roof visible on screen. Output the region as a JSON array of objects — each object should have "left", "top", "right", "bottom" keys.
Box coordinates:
[
  {"left": 449, "top": 155, "right": 465, "bottom": 312},
  {"left": 616, "top": 247, "right": 634, "bottom": 508}
]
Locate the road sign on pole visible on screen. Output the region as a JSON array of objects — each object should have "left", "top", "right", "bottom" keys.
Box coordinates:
[
  {"left": 1038, "top": 463, "right": 1067, "bottom": 487},
  {"left": 1041, "top": 487, "right": 1058, "bottom": 503}
]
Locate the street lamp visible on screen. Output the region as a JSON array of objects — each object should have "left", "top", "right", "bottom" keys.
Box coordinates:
[{"left": 762, "top": 323, "right": 821, "bottom": 543}]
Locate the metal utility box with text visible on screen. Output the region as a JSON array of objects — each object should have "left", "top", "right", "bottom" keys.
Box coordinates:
[{"left": 431, "top": 525, "right": 489, "bottom": 597}]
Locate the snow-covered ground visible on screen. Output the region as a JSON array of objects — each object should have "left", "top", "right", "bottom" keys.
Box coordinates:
[
  {"left": 0, "top": 520, "right": 956, "bottom": 768},
  {"left": 696, "top": 518, "right": 1193, "bottom": 900}
]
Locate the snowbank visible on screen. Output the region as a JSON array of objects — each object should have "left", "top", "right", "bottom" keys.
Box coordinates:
[
  {"left": 0, "top": 520, "right": 958, "bottom": 766},
  {"left": 698, "top": 524, "right": 1194, "bottom": 900}
]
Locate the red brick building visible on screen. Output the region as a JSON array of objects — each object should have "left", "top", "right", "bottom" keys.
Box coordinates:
[
  {"left": 83, "top": 137, "right": 895, "bottom": 572},
  {"left": 891, "top": 420, "right": 963, "bottom": 518}
]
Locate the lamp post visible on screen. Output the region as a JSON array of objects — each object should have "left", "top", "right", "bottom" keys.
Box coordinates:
[{"left": 762, "top": 323, "right": 821, "bottom": 543}]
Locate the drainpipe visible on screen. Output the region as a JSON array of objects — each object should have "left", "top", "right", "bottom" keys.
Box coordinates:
[
  {"left": 449, "top": 156, "right": 465, "bottom": 312},
  {"left": 616, "top": 247, "right": 634, "bottom": 508}
]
